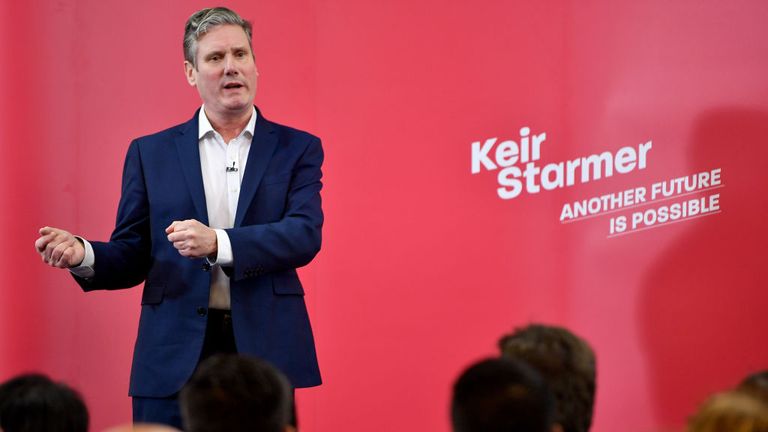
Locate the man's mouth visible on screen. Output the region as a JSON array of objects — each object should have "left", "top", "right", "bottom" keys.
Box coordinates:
[{"left": 223, "top": 82, "right": 244, "bottom": 89}]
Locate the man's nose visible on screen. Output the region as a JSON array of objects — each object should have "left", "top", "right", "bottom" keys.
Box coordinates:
[{"left": 224, "top": 55, "right": 238, "bottom": 75}]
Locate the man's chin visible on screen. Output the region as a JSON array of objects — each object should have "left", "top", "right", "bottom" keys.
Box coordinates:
[{"left": 216, "top": 102, "right": 253, "bottom": 116}]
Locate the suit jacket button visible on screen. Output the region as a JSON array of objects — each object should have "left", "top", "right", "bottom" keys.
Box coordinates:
[
  {"left": 202, "top": 263, "right": 211, "bottom": 272},
  {"left": 197, "top": 307, "right": 207, "bottom": 317}
]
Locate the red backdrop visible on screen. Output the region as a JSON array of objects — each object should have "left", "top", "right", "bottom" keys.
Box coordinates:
[{"left": 2, "top": 1, "right": 768, "bottom": 431}]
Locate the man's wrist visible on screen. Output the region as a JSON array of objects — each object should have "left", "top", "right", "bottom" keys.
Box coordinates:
[
  {"left": 69, "top": 236, "right": 95, "bottom": 278},
  {"left": 72, "top": 237, "right": 86, "bottom": 268},
  {"left": 208, "top": 229, "right": 233, "bottom": 266}
]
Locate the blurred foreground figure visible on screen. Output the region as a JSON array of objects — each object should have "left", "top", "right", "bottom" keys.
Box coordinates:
[
  {"left": 0, "top": 374, "right": 88, "bottom": 432},
  {"left": 687, "top": 390, "right": 768, "bottom": 432},
  {"left": 451, "top": 358, "right": 558, "bottom": 432},
  {"left": 739, "top": 370, "right": 768, "bottom": 403},
  {"left": 499, "top": 324, "right": 596, "bottom": 432},
  {"left": 180, "top": 354, "right": 295, "bottom": 432},
  {"left": 104, "top": 423, "right": 181, "bottom": 432}
]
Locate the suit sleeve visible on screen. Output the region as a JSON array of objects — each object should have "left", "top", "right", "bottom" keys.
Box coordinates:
[
  {"left": 226, "top": 136, "right": 323, "bottom": 281},
  {"left": 73, "top": 139, "right": 152, "bottom": 291}
]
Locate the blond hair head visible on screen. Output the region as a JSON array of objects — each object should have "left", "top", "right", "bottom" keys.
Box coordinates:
[{"left": 688, "top": 390, "right": 768, "bottom": 432}]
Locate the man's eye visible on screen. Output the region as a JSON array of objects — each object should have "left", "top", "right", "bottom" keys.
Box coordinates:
[
  {"left": 209, "top": 56, "right": 221, "bottom": 62},
  {"left": 236, "top": 51, "right": 246, "bottom": 58}
]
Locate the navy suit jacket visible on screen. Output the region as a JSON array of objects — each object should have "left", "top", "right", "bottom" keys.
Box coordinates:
[{"left": 73, "top": 108, "right": 323, "bottom": 397}]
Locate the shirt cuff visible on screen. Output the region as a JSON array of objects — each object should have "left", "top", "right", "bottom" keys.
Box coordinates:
[
  {"left": 207, "top": 229, "right": 233, "bottom": 266},
  {"left": 69, "top": 236, "right": 95, "bottom": 279}
]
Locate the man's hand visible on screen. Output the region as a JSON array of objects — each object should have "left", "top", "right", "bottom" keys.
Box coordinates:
[
  {"left": 165, "top": 219, "right": 218, "bottom": 259},
  {"left": 35, "top": 227, "right": 86, "bottom": 268}
]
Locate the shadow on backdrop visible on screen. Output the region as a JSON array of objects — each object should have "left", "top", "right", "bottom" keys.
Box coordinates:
[{"left": 639, "top": 107, "right": 768, "bottom": 427}]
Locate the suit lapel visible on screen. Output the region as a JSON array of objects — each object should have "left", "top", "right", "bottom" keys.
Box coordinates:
[
  {"left": 175, "top": 112, "right": 209, "bottom": 225},
  {"left": 235, "top": 111, "right": 277, "bottom": 227}
]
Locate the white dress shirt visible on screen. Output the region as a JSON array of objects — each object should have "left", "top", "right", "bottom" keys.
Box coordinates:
[{"left": 71, "top": 106, "right": 257, "bottom": 310}]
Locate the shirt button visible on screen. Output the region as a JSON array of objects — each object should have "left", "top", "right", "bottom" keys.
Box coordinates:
[{"left": 197, "top": 307, "right": 207, "bottom": 317}]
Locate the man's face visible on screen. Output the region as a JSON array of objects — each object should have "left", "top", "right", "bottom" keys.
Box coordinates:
[{"left": 184, "top": 24, "right": 258, "bottom": 120}]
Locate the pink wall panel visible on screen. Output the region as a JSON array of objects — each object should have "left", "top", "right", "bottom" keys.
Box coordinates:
[{"left": 2, "top": 1, "right": 767, "bottom": 431}]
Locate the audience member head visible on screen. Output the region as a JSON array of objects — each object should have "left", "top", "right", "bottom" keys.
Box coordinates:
[
  {"left": 104, "top": 423, "right": 181, "bottom": 432},
  {"left": 0, "top": 373, "right": 88, "bottom": 432},
  {"left": 451, "top": 357, "right": 556, "bottom": 432},
  {"left": 498, "top": 324, "right": 596, "bottom": 432},
  {"left": 738, "top": 370, "right": 768, "bottom": 403},
  {"left": 180, "top": 354, "right": 294, "bottom": 432},
  {"left": 687, "top": 390, "right": 768, "bottom": 432}
]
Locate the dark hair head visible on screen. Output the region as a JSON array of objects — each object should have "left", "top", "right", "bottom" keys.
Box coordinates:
[
  {"left": 180, "top": 354, "right": 292, "bottom": 432},
  {"left": 738, "top": 370, "right": 768, "bottom": 403},
  {"left": 0, "top": 373, "right": 89, "bottom": 432},
  {"left": 451, "top": 357, "right": 555, "bottom": 432},
  {"left": 498, "top": 324, "right": 596, "bottom": 432}
]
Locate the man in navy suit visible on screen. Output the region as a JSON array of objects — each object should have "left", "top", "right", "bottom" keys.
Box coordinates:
[{"left": 34, "top": 7, "right": 322, "bottom": 428}]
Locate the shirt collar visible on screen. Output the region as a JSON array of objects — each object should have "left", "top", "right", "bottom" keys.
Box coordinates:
[{"left": 198, "top": 105, "right": 258, "bottom": 140}]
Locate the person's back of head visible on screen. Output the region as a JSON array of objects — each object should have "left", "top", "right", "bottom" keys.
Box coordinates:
[
  {"left": 687, "top": 390, "right": 768, "bottom": 432},
  {"left": 451, "top": 357, "right": 556, "bottom": 432},
  {"left": 738, "top": 370, "right": 768, "bottom": 404},
  {"left": 498, "top": 324, "right": 596, "bottom": 432},
  {"left": 104, "top": 422, "right": 181, "bottom": 432},
  {"left": 180, "top": 354, "right": 293, "bottom": 432},
  {"left": 0, "top": 373, "right": 88, "bottom": 432}
]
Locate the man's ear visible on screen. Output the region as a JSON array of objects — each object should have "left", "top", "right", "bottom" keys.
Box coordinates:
[{"left": 184, "top": 61, "right": 196, "bottom": 87}]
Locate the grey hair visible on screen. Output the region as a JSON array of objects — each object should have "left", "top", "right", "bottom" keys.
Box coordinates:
[{"left": 183, "top": 7, "right": 253, "bottom": 68}]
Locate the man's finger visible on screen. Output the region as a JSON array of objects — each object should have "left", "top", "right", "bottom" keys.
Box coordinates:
[
  {"left": 50, "top": 241, "right": 69, "bottom": 264},
  {"left": 167, "top": 231, "right": 188, "bottom": 243},
  {"left": 171, "top": 240, "right": 187, "bottom": 251},
  {"left": 35, "top": 236, "right": 50, "bottom": 253},
  {"left": 35, "top": 231, "right": 58, "bottom": 249},
  {"left": 43, "top": 241, "right": 59, "bottom": 262},
  {"left": 55, "top": 246, "right": 77, "bottom": 268},
  {"left": 179, "top": 247, "right": 197, "bottom": 258},
  {"left": 36, "top": 227, "right": 64, "bottom": 253},
  {"left": 53, "top": 248, "right": 69, "bottom": 268},
  {"left": 44, "top": 236, "right": 62, "bottom": 254},
  {"left": 165, "top": 221, "right": 182, "bottom": 234}
]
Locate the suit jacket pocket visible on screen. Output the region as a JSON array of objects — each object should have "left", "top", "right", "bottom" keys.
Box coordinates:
[
  {"left": 141, "top": 283, "right": 165, "bottom": 305},
  {"left": 272, "top": 270, "right": 305, "bottom": 296}
]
